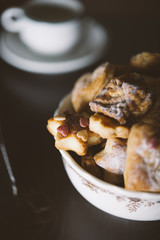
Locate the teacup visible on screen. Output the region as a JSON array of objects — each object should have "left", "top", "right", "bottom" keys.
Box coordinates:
[{"left": 1, "top": 0, "right": 84, "bottom": 55}]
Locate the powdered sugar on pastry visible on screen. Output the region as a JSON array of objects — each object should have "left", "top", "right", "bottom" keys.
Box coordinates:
[
  {"left": 94, "top": 138, "right": 127, "bottom": 174},
  {"left": 135, "top": 138, "right": 160, "bottom": 191},
  {"left": 124, "top": 123, "right": 160, "bottom": 192},
  {"left": 89, "top": 73, "right": 152, "bottom": 124},
  {"left": 136, "top": 139, "right": 160, "bottom": 169}
]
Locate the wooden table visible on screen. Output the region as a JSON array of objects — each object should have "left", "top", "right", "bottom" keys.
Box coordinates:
[{"left": 0, "top": 0, "right": 160, "bottom": 239}]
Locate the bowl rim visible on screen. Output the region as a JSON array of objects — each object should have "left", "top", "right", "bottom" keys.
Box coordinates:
[{"left": 55, "top": 93, "right": 160, "bottom": 200}]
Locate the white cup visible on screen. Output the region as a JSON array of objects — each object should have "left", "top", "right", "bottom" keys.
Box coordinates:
[{"left": 1, "top": 0, "right": 84, "bottom": 55}]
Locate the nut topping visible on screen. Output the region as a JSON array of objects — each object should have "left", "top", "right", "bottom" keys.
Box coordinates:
[
  {"left": 57, "top": 125, "right": 69, "bottom": 137},
  {"left": 54, "top": 113, "right": 66, "bottom": 121},
  {"left": 89, "top": 73, "right": 152, "bottom": 124},
  {"left": 77, "top": 130, "right": 88, "bottom": 142},
  {"left": 80, "top": 117, "right": 89, "bottom": 128}
]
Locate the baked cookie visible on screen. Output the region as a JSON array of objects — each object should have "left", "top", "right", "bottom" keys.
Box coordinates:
[
  {"left": 71, "top": 62, "right": 115, "bottom": 112},
  {"left": 94, "top": 138, "right": 127, "bottom": 186},
  {"left": 94, "top": 138, "right": 127, "bottom": 175},
  {"left": 130, "top": 52, "right": 160, "bottom": 77},
  {"left": 89, "top": 113, "right": 129, "bottom": 139},
  {"left": 89, "top": 73, "right": 152, "bottom": 124},
  {"left": 124, "top": 123, "right": 160, "bottom": 192},
  {"left": 47, "top": 111, "right": 102, "bottom": 156}
]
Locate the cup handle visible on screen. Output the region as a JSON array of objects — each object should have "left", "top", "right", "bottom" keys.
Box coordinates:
[{"left": 1, "top": 7, "right": 26, "bottom": 32}]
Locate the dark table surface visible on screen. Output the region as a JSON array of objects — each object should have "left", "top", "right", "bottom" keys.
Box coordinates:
[{"left": 0, "top": 0, "right": 160, "bottom": 239}]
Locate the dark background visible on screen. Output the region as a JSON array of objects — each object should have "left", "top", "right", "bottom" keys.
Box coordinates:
[{"left": 0, "top": 0, "right": 160, "bottom": 239}]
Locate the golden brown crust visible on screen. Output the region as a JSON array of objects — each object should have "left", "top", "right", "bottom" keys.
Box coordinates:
[
  {"left": 71, "top": 63, "right": 134, "bottom": 113},
  {"left": 130, "top": 52, "right": 160, "bottom": 77},
  {"left": 89, "top": 113, "right": 129, "bottom": 139},
  {"left": 71, "top": 73, "right": 92, "bottom": 112},
  {"left": 47, "top": 52, "right": 160, "bottom": 193},
  {"left": 47, "top": 111, "right": 102, "bottom": 156},
  {"left": 124, "top": 96, "right": 160, "bottom": 192},
  {"left": 89, "top": 73, "right": 152, "bottom": 124},
  {"left": 71, "top": 62, "right": 115, "bottom": 112}
]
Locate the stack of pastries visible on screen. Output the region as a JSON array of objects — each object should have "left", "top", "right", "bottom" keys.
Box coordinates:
[{"left": 47, "top": 52, "right": 160, "bottom": 192}]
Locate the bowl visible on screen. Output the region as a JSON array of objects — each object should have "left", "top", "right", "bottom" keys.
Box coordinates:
[{"left": 54, "top": 93, "right": 160, "bottom": 221}]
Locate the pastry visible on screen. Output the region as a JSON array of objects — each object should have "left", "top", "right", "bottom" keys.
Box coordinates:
[
  {"left": 94, "top": 138, "right": 127, "bottom": 186},
  {"left": 71, "top": 62, "right": 115, "bottom": 112},
  {"left": 89, "top": 113, "right": 129, "bottom": 139},
  {"left": 47, "top": 51, "right": 160, "bottom": 192},
  {"left": 71, "top": 62, "right": 134, "bottom": 113},
  {"left": 94, "top": 138, "right": 127, "bottom": 174},
  {"left": 124, "top": 96, "right": 160, "bottom": 192},
  {"left": 130, "top": 52, "right": 160, "bottom": 77},
  {"left": 47, "top": 111, "right": 102, "bottom": 156},
  {"left": 89, "top": 73, "right": 152, "bottom": 124},
  {"left": 124, "top": 123, "right": 160, "bottom": 192}
]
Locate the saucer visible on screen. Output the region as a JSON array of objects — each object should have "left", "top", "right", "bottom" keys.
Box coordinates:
[{"left": 0, "top": 18, "right": 108, "bottom": 74}]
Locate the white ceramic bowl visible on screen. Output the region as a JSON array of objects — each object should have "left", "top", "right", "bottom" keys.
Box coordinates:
[{"left": 55, "top": 93, "right": 160, "bottom": 221}]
